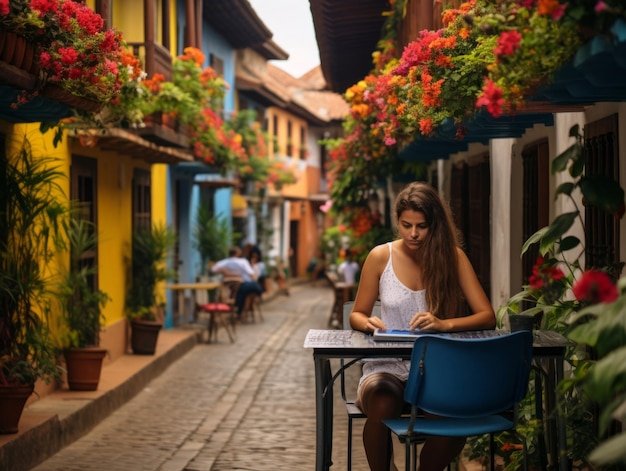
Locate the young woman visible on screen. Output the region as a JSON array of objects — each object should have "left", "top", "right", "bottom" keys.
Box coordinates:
[{"left": 349, "top": 182, "right": 496, "bottom": 471}]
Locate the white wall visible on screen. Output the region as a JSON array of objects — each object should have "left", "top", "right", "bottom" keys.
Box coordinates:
[{"left": 490, "top": 138, "right": 515, "bottom": 310}]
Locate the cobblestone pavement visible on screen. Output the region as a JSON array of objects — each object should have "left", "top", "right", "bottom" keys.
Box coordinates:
[{"left": 31, "top": 282, "right": 373, "bottom": 471}]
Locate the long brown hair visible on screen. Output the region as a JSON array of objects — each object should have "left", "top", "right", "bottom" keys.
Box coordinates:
[{"left": 394, "top": 182, "right": 463, "bottom": 319}]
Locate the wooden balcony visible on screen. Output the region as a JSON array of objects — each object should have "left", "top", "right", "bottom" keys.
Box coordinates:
[{"left": 127, "top": 40, "right": 173, "bottom": 82}]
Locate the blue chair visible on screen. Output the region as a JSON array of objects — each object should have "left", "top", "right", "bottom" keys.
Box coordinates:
[{"left": 383, "top": 331, "right": 533, "bottom": 471}]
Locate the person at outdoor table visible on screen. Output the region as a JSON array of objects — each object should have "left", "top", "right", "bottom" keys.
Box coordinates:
[
  {"left": 337, "top": 248, "right": 360, "bottom": 285},
  {"left": 211, "top": 246, "right": 263, "bottom": 319},
  {"left": 247, "top": 245, "right": 267, "bottom": 294},
  {"left": 349, "top": 182, "right": 496, "bottom": 471}
]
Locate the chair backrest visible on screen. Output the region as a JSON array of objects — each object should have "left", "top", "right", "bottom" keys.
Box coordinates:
[
  {"left": 342, "top": 301, "right": 381, "bottom": 330},
  {"left": 195, "top": 286, "right": 209, "bottom": 305},
  {"left": 405, "top": 331, "right": 533, "bottom": 418}
]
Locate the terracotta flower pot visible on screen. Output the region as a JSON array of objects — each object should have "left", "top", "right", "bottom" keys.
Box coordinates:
[
  {"left": 64, "top": 347, "right": 107, "bottom": 391},
  {"left": 0, "top": 383, "right": 35, "bottom": 434},
  {"left": 130, "top": 319, "right": 162, "bottom": 355}
]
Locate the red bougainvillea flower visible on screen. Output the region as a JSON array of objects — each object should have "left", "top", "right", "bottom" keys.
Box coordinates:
[
  {"left": 476, "top": 79, "right": 504, "bottom": 118},
  {"left": 494, "top": 30, "right": 522, "bottom": 57},
  {"left": 528, "top": 257, "right": 565, "bottom": 290},
  {"left": 501, "top": 442, "right": 524, "bottom": 452},
  {"left": 572, "top": 270, "right": 618, "bottom": 304}
]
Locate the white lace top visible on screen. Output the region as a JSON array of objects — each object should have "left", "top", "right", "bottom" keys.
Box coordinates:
[{"left": 358, "top": 242, "right": 428, "bottom": 388}]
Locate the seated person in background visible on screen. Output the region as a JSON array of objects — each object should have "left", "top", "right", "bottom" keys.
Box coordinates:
[
  {"left": 337, "top": 249, "right": 360, "bottom": 285},
  {"left": 247, "top": 246, "right": 267, "bottom": 294},
  {"left": 211, "top": 246, "right": 263, "bottom": 318}
]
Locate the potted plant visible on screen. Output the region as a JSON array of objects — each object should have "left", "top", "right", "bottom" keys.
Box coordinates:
[
  {"left": 54, "top": 216, "right": 110, "bottom": 391},
  {"left": 126, "top": 224, "right": 176, "bottom": 354},
  {"left": 192, "top": 203, "right": 232, "bottom": 275},
  {"left": 138, "top": 73, "right": 196, "bottom": 129},
  {"left": 0, "top": 139, "right": 65, "bottom": 433}
]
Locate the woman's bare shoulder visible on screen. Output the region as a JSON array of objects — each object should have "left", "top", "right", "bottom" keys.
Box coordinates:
[{"left": 365, "top": 242, "right": 391, "bottom": 266}]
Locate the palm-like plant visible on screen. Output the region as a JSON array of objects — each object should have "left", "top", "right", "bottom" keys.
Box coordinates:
[
  {"left": 0, "top": 138, "right": 65, "bottom": 385},
  {"left": 55, "top": 216, "right": 110, "bottom": 349},
  {"left": 192, "top": 203, "right": 232, "bottom": 274},
  {"left": 126, "top": 223, "right": 176, "bottom": 321}
]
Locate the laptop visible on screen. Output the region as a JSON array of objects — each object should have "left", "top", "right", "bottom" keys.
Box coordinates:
[{"left": 373, "top": 328, "right": 433, "bottom": 342}]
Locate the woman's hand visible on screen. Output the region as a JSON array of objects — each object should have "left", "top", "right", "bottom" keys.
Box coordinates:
[
  {"left": 410, "top": 311, "right": 450, "bottom": 332},
  {"left": 362, "top": 315, "right": 386, "bottom": 333}
]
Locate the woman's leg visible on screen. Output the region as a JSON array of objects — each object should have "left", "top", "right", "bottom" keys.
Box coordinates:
[
  {"left": 418, "top": 413, "right": 466, "bottom": 471},
  {"left": 357, "top": 373, "right": 405, "bottom": 471},
  {"left": 235, "top": 282, "right": 253, "bottom": 317}
]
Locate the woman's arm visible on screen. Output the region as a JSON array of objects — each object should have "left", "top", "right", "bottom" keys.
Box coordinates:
[
  {"left": 411, "top": 248, "right": 495, "bottom": 332},
  {"left": 349, "top": 245, "right": 387, "bottom": 333}
]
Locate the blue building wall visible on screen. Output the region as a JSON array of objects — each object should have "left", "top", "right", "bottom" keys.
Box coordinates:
[
  {"left": 163, "top": 2, "right": 239, "bottom": 327},
  {"left": 201, "top": 24, "right": 236, "bottom": 114}
]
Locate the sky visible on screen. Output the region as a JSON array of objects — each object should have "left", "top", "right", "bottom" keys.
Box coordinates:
[{"left": 247, "top": 0, "right": 321, "bottom": 78}]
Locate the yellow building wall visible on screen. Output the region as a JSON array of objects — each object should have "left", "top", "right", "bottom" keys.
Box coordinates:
[
  {"left": 266, "top": 107, "right": 308, "bottom": 198},
  {"left": 3, "top": 123, "right": 154, "bottom": 359},
  {"left": 265, "top": 108, "right": 323, "bottom": 276},
  {"left": 113, "top": 0, "right": 145, "bottom": 43},
  {"left": 6, "top": 124, "right": 165, "bottom": 358},
  {"left": 1, "top": 0, "right": 178, "bottom": 399},
  {"left": 68, "top": 142, "right": 151, "bottom": 325},
  {"left": 111, "top": 0, "right": 177, "bottom": 55}
]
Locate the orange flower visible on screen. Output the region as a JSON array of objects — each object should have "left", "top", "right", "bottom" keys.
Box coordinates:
[{"left": 180, "top": 46, "right": 205, "bottom": 66}]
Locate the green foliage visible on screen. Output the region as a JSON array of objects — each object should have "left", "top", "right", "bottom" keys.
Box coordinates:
[
  {"left": 566, "top": 276, "right": 626, "bottom": 467},
  {"left": 139, "top": 81, "right": 196, "bottom": 121},
  {"left": 491, "top": 125, "right": 626, "bottom": 468},
  {"left": 225, "top": 110, "right": 271, "bottom": 183},
  {"left": 0, "top": 139, "right": 65, "bottom": 385},
  {"left": 55, "top": 216, "right": 110, "bottom": 349},
  {"left": 321, "top": 225, "right": 353, "bottom": 267},
  {"left": 126, "top": 224, "right": 176, "bottom": 320},
  {"left": 193, "top": 204, "right": 237, "bottom": 272}
]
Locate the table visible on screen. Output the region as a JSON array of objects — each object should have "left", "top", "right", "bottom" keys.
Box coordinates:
[
  {"left": 304, "top": 329, "right": 570, "bottom": 471},
  {"left": 166, "top": 281, "right": 221, "bottom": 325}
]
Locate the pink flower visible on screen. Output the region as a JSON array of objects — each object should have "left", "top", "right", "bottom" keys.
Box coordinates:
[
  {"left": 595, "top": 1, "right": 609, "bottom": 12},
  {"left": 573, "top": 270, "right": 618, "bottom": 304},
  {"left": 320, "top": 200, "right": 333, "bottom": 214}
]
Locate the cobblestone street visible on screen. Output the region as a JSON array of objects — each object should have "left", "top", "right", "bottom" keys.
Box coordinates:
[{"left": 30, "top": 282, "right": 373, "bottom": 471}]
